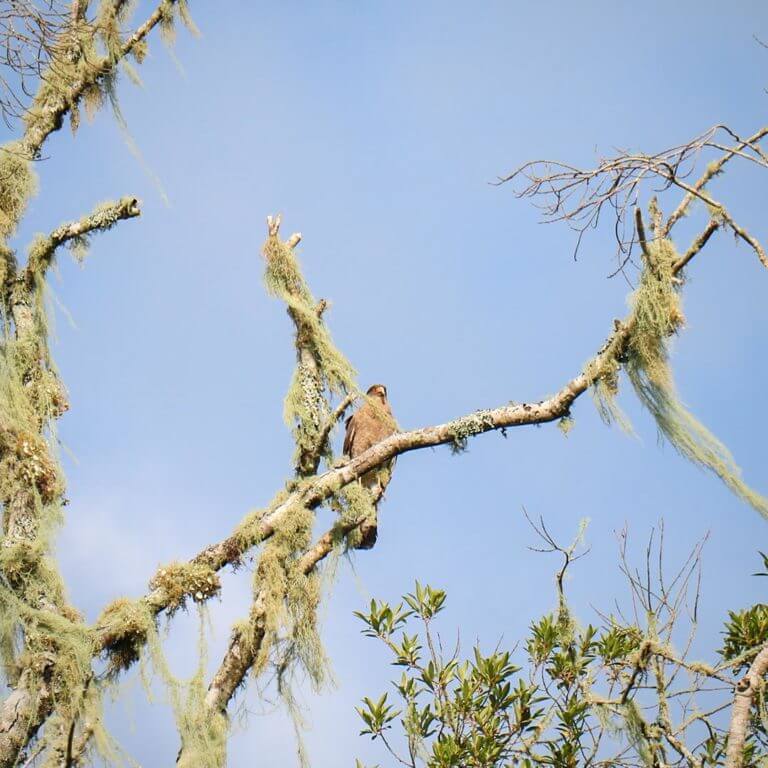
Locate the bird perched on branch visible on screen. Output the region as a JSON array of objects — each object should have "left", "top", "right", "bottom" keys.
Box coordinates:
[{"left": 343, "top": 384, "right": 397, "bottom": 550}]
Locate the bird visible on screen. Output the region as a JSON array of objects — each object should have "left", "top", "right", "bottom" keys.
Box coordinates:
[{"left": 343, "top": 384, "right": 397, "bottom": 550}]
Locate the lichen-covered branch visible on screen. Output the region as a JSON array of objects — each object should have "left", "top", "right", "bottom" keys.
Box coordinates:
[
  {"left": 25, "top": 196, "right": 140, "bottom": 280},
  {"left": 0, "top": 669, "right": 54, "bottom": 768},
  {"left": 21, "top": 0, "right": 189, "bottom": 159},
  {"left": 0, "top": 201, "right": 140, "bottom": 768},
  {"left": 262, "top": 215, "right": 357, "bottom": 476},
  {"left": 174, "top": 511, "right": 367, "bottom": 766}
]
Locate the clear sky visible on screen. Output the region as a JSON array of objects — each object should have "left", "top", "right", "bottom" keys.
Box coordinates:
[{"left": 5, "top": 1, "right": 768, "bottom": 765}]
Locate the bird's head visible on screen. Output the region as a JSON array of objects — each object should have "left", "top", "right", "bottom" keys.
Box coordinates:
[{"left": 366, "top": 384, "right": 388, "bottom": 403}]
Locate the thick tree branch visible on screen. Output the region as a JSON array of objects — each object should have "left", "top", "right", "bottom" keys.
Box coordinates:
[
  {"left": 725, "top": 643, "right": 768, "bottom": 768},
  {"left": 0, "top": 669, "right": 54, "bottom": 768}
]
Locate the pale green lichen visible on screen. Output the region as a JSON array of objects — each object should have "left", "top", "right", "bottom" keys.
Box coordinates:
[
  {"left": 0, "top": 142, "right": 37, "bottom": 239},
  {"left": 447, "top": 410, "right": 495, "bottom": 453},
  {"left": 558, "top": 415, "right": 574, "bottom": 436},
  {"left": 248, "top": 501, "right": 319, "bottom": 679},
  {"left": 152, "top": 611, "right": 229, "bottom": 768},
  {"left": 588, "top": 233, "right": 768, "bottom": 518},
  {"left": 625, "top": 237, "right": 768, "bottom": 518},
  {"left": 148, "top": 561, "right": 221, "bottom": 616}
]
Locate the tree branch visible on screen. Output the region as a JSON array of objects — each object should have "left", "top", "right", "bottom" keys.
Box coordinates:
[
  {"left": 25, "top": 196, "right": 140, "bottom": 280},
  {"left": 664, "top": 127, "right": 768, "bottom": 235},
  {"left": 725, "top": 643, "right": 768, "bottom": 768},
  {"left": 674, "top": 219, "right": 720, "bottom": 272},
  {"left": 21, "top": 0, "right": 184, "bottom": 158}
]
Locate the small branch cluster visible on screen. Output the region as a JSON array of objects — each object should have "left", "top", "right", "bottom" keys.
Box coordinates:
[
  {"left": 354, "top": 527, "right": 768, "bottom": 768},
  {"left": 498, "top": 124, "right": 768, "bottom": 268}
]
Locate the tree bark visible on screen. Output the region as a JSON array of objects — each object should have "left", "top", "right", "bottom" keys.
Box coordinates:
[{"left": 725, "top": 644, "right": 768, "bottom": 768}]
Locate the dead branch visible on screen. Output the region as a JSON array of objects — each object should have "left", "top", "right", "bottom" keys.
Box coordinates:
[{"left": 497, "top": 125, "right": 768, "bottom": 265}]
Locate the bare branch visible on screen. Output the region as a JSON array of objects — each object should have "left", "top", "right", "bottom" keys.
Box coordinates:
[
  {"left": 496, "top": 125, "right": 768, "bottom": 264},
  {"left": 674, "top": 219, "right": 720, "bottom": 272},
  {"left": 665, "top": 127, "right": 768, "bottom": 235}
]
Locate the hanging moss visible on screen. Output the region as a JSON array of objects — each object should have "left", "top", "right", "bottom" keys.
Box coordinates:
[
  {"left": 247, "top": 501, "right": 317, "bottom": 677},
  {"left": 624, "top": 237, "right": 768, "bottom": 518},
  {"left": 0, "top": 576, "right": 93, "bottom": 727},
  {"left": 0, "top": 143, "right": 37, "bottom": 239},
  {"left": 557, "top": 415, "right": 574, "bottom": 436},
  {"left": 149, "top": 611, "right": 229, "bottom": 768},
  {"left": 38, "top": 679, "right": 122, "bottom": 768},
  {"left": 621, "top": 700, "right": 655, "bottom": 768},
  {"left": 585, "top": 353, "right": 632, "bottom": 432},
  {"left": 232, "top": 489, "right": 293, "bottom": 553},
  {"left": 584, "top": 234, "right": 768, "bottom": 518},
  {"left": 148, "top": 561, "right": 221, "bottom": 616}
]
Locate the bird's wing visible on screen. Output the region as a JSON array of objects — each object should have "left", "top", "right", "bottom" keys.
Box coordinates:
[{"left": 343, "top": 413, "right": 356, "bottom": 457}]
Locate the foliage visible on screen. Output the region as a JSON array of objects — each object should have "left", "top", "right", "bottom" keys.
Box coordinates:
[
  {"left": 354, "top": 543, "right": 768, "bottom": 768},
  {"left": 0, "top": 4, "right": 765, "bottom": 767}
]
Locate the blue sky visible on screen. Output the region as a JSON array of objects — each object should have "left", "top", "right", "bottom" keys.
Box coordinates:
[{"left": 5, "top": 1, "right": 768, "bottom": 765}]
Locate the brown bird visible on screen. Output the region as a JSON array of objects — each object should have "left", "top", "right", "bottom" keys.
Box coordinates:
[{"left": 343, "top": 384, "right": 397, "bottom": 550}]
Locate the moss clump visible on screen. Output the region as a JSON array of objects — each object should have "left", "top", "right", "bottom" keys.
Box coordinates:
[
  {"left": 284, "top": 361, "right": 327, "bottom": 466},
  {"left": 95, "top": 598, "right": 155, "bottom": 675},
  {"left": 558, "top": 415, "right": 574, "bottom": 436},
  {"left": 232, "top": 489, "right": 292, "bottom": 552},
  {"left": 333, "top": 481, "right": 377, "bottom": 551},
  {"left": 0, "top": 143, "right": 37, "bottom": 239},
  {"left": 149, "top": 561, "right": 221, "bottom": 615},
  {"left": 447, "top": 409, "right": 495, "bottom": 453},
  {"left": 0, "top": 430, "right": 62, "bottom": 505},
  {"left": 585, "top": 353, "right": 632, "bottom": 432}
]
